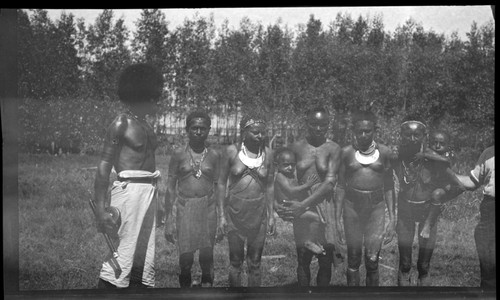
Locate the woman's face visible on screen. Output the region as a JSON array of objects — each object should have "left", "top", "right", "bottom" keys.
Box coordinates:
[
  {"left": 187, "top": 118, "right": 210, "bottom": 143},
  {"left": 306, "top": 111, "right": 329, "bottom": 138},
  {"left": 245, "top": 123, "right": 266, "bottom": 145},
  {"left": 400, "top": 122, "right": 426, "bottom": 155},
  {"left": 353, "top": 120, "right": 375, "bottom": 150}
]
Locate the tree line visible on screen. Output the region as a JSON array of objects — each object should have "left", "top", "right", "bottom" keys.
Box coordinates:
[{"left": 18, "top": 9, "right": 494, "bottom": 156}]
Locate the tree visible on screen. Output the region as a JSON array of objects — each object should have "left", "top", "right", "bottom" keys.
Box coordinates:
[
  {"left": 84, "top": 9, "right": 131, "bottom": 100},
  {"left": 170, "top": 13, "right": 216, "bottom": 111}
]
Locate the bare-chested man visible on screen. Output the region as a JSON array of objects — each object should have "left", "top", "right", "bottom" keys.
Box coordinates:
[
  {"left": 95, "top": 63, "right": 163, "bottom": 288},
  {"left": 284, "top": 106, "right": 341, "bottom": 286},
  {"left": 217, "top": 114, "right": 275, "bottom": 287},
  {"left": 164, "top": 110, "right": 220, "bottom": 287},
  {"left": 335, "top": 110, "right": 396, "bottom": 286}
]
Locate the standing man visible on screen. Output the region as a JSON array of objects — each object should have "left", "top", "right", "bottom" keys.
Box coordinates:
[
  {"left": 94, "top": 63, "right": 163, "bottom": 288},
  {"left": 456, "top": 146, "right": 495, "bottom": 288},
  {"left": 335, "top": 110, "right": 396, "bottom": 286},
  {"left": 285, "top": 106, "right": 341, "bottom": 286}
]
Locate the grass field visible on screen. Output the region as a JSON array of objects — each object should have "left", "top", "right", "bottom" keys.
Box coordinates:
[{"left": 18, "top": 153, "right": 483, "bottom": 290}]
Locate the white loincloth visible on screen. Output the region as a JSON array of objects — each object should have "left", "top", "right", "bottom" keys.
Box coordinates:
[{"left": 99, "top": 170, "right": 161, "bottom": 288}]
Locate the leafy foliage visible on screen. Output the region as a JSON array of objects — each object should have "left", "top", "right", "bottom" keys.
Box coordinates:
[{"left": 18, "top": 9, "right": 494, "bottom": 154}]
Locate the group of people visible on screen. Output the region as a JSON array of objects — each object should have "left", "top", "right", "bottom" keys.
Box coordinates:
[{"left": 93, "top": 63, "right": 495, "bottom": 289}]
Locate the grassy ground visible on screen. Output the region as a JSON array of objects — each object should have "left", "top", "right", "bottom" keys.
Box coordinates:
[{"left": 18, "top": 153, "right": 483, "bottom": 290}]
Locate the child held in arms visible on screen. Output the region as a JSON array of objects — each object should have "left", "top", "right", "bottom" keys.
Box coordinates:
[
  {"left": 419, "top": 130, "right": 466, "bottom": 239},
  {"left": 274, "top": 147, "right": 325, "bottom": 254}
]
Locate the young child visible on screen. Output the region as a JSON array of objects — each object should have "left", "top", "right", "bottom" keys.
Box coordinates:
[
  {"left": 274, "top": 147, "right": 325, "bottom": 254},
  {"left": 419, "top": 130, "right": 466, "bottom": 239}
]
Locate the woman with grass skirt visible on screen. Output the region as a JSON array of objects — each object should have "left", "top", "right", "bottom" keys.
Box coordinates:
[
  {"left": 164, "top": 110, "right": 220, "bottom": 288},
  {"left": 216, "top": 114, "right": 275, "bottom": 287}
]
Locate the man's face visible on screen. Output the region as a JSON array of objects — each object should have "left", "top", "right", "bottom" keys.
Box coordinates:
[
  {"left": 429, "top": 132, "right": 449, "bottom": 155},
  {"left": 245, "top": 123, "right": 266, "bottom": 145},
  {"left": 307, "top": 111, "right": 329, "bottom": 138},
  {"left": 354, "top": 120, "right": 375, "bottom": 150},
  {"left": 278, "top": 152, "right": 296, "bottom": 176},
  {"left": 187, "top": 118, "right": 210, "bottom": 143}
]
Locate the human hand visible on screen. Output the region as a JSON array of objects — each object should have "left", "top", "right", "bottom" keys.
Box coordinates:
[
  {"left": 216, "top": 216, "right": 228, "bottom": 242},
  {"left": 283, "top": 200, "right": 306, "bottom": 218},
  {"left": 383, "top": 219, "right": 397, "bottom": 246},
  {"left": 306, "top": 174, "right": 320, "bottom": 187},
  {"left": 267, "top": 216, "right": 276, "bottom": 236},
  {"left": 164, "top": 217, "right": 177, "bottom": 244},
  {"left": 335, "top": 220, "right": 345, "bottom": 245},
  {"left": 96, "top": 208, "right": 118, "bottom": 235}
]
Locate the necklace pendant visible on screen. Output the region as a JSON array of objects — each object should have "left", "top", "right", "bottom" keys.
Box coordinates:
[{"left": 195, "top": 169, "right": 202, "bottom": 179}]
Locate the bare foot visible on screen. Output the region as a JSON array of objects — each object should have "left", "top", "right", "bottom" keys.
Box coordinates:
[{"left": 304, "top": 241, "right": 326, "bottom": 255}]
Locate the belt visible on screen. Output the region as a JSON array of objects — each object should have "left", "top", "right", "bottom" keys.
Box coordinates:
[{"left": 117, "top": 177, "right": 157, "bottom": 184}]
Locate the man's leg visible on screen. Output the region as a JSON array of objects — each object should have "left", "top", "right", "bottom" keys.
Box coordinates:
[
  {"left": 227, "top": 230, "right": 245, "bottom": 287},
  {"left": 199, "top": 247, "right": 214, "bottom": 287},
  {"left": 179, "top": 252, "right": 194, "bottom": 287},
  {"left": 97, "top": 278, "right": 117, "bottom": 289},
  {"left": 343, "top": 199, "right": 362, "bottom": 286},
  {"left": 475, "top": 197, "right": 496, "bottom": 289},
  {"left": 397, "top": 200, "right": 415, "bottom": 286},
  {"left": 246, "top": 222, "right": 267, "bottom": 287}
]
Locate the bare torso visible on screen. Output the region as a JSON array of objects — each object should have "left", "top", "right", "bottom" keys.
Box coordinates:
[
  {"left": 291, "top": 138, "right": 338, "bottom": 185},
  {"left": 341, "top": 144, "right": 392, "bottom": 191},
  {"left": 172, "top": 147, "right": 219, "bottom": 198},
  {"left": 227, "top": 144, "right": 272, "bottom": 198},
  {"left": 113, "top": 113, "right": 157, "bottom": 173}
]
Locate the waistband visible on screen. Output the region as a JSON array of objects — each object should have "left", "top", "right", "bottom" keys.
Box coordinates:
[
  {"left": 116, "top": 170, "right": 161, "bottom": 185},
  {"left": 346, "top": 186, "right": 384, "bottom": 194},
  {"left": 117, "top": 177, "right": 158, "bottom": 184},
  {"left": 177, "top": 192, "right": 214, "bottom": 206}
]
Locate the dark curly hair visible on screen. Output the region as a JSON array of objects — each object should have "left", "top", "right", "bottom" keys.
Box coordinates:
[
  {"left": 186, "top": 110, "right": 211, "bottom": 129},
  {"left": 117, "top": 63, "right": 163, "bottom": 104},
  {"left": 274, "top": 147, "right": 295, "bottom": 163}
]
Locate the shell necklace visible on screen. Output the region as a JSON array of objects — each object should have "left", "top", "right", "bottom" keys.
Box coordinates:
[{"left": 187, "top": 145, "right": 208, "bottom": 179}]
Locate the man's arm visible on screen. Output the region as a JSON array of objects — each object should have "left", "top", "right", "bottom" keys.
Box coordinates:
[
  {"left": 266, "top": 148, "right": 276, "bottom": 235},
  {"left": 164, "top": 150, "right": 180, "bottom": 243},
  {"left": 456, "top": 174, "right": 479, "bottom": 191},
  {"left": 94, "top": 116, "right": 126, "bottom": 233}
]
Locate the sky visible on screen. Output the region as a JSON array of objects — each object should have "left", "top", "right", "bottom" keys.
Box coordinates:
[{"left": 41, "top": 6, "right": 494, "bottom": 40}]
